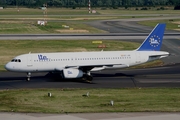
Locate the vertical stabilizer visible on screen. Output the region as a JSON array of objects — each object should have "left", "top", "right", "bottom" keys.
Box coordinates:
[{"left": 137, "top": 23, "right": 166, "bottom": 51}]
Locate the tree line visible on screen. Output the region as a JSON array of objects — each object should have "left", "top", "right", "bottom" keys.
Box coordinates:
[{"left": 0, "top": 0, "right": 180, "bottom": 8}]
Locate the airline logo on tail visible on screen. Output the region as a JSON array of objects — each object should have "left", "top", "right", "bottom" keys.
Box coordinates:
[
  {"left": 149, "top": 35, "right": 160, "bottom": 47},
  {"left": 137, "top": 23, "right": 166, "bottom": 51}
]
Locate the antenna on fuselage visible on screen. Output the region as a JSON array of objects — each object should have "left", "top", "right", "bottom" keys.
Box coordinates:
[{"left": 29, "top": 52, "right": 31, "bottom": 54}]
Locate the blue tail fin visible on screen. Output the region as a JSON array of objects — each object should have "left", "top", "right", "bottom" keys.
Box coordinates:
[{"left": 137, "top": 23, "right": 166, "bottom": 51}]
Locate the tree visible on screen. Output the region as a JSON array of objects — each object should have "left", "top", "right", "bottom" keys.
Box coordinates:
[
  {"left": 1, "top": 0, "right": 180, "bottom": 8},
  {"left": 97, "top": 0, "right": 103, "bottom": 7},
  {"left": 105, "top": 0, "right": 112, "bottom": 7}
]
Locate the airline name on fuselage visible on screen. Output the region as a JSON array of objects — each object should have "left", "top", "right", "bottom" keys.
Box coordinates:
[
  {"left": 38, "top": 54, "right": 49, "bottom": 61},
  {"left": 37, "top": 54, "right": 132, "bottom": 61}
]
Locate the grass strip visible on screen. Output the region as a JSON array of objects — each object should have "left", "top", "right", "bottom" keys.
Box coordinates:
[
  {"left": 138, "top": 19, "right": 180, "bottom": 31},
  {"left": 0, "top": 21, "right": 106, "bottom": 34},
  {"left": 0, "top": 88, "right": 180, "bottom": 113}
]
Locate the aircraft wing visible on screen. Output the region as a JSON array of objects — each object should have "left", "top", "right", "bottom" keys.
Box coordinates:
[{"left": 64, "top": 63, "right": 127, "bottom": 72}]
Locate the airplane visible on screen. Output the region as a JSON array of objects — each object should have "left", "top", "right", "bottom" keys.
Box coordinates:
[{"left": 5, "top": 23, "right": 169, "bottom": 81}]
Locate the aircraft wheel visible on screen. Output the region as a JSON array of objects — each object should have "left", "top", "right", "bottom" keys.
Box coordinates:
[
  {"left": 82, "top": 75, "right": 93, "bottom": 82},
  {"left": 26, "top": 77, "right": 30, "bottom": 81},
  {"left": 87, "top": 75, "right": 93, "bottom": 81},
  {"left": 26, "top": 72, "right": 31, "bottom": 81}
]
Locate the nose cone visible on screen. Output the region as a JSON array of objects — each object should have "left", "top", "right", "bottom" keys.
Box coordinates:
[{"left": 5, "top": 62, "right": 12, "bottom": 71}]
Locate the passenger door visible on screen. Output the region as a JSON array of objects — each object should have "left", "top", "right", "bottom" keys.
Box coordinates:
[{"left": 27, "top": 55, "right": 33, "bottom": 67}]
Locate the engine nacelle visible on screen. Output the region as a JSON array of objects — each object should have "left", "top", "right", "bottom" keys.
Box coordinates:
[{"left": 63, "top": 68, "right": 83, "bottom": 79}]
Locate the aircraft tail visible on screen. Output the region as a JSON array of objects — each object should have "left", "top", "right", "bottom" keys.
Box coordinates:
[{"left": 137, "top": 23, "right": 166, "bottom": 51}]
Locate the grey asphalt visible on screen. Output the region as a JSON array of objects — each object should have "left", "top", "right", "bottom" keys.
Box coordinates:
[
  {"left": 87, "top": 16, "right": 180, "bottom": 33},
  {"left": 1, "top": 64, "right": 180, "bottom": 89},
  {"left": 1, "top": 112, "right": 180, "bottom": 120},
  {"left": 0, "top": 33, "right": 179, "bottom": 40}
]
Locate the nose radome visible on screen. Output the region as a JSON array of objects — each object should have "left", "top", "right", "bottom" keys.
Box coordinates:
[{"left": 5, "top": 63, "right": 11, "bottom": 71}]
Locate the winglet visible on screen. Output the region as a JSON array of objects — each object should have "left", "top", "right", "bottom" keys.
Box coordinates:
[{"left": 137, "top": 23, "right": 166, "bottom": 51}]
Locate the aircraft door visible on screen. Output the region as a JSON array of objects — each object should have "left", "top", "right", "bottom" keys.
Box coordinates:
[
  {"left": 27, "top": 55, "right": 33, "bottom": 67},
  {"left": 136, "top": 53, "right": 141, "bottom": 64}
]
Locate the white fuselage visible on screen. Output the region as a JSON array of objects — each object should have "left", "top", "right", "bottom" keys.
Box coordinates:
[{"left": 5, "top": 50, "right": 169, "bottom": 72}]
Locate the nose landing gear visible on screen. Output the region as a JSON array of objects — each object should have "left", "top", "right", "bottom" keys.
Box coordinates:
[{"left": 26, "top": 72, "right": 31, "bottom": 81}]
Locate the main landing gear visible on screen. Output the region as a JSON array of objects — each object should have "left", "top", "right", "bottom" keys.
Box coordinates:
[
  {"left": 26, "top": 72, "right": 31, "bottom": 81},
  {"left": 82, "top": 71, "right": 93, "bottom": 83},
  {"left": 82, "top": 75, "right": 93, "bottom": 83}
]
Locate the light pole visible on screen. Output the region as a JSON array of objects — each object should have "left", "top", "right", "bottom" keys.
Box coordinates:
[
  {"left": 67, "top": 0, "right": 69, "bottom": 8},
  {"left": 88, "top": 0, "right": 91, "bottom": 13},
  {"left": 16, "top": 0, "right": 19, "bottom": 12}
]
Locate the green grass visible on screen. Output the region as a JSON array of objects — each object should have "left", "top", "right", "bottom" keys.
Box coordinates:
[
  {"left": 130, "top": 60, "right": 164, "bottom": 69},
  {"left": 138, "top": 19, "right": 180, "bottom": 31},
  {"left": 0, "top": 21, "right": 106, "bottom": 34},
  {"left": 0, "top": 21, "right": 46, "bottom": 34},
  {"left": 0, "top": 40, "right": 140, "bottom": 71},
  {"left": 37, "top": 21, "right": 106, "bottom": 33},
  {"left": 0, "top": 88, "right": 180, "bottom": 113}
]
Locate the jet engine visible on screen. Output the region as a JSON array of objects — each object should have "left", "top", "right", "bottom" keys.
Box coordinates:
[{"left": 63, "top": 68, "right": 83, "bottom": 79}]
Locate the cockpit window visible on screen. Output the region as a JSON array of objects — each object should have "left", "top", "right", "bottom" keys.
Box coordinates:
[
  {"left": 11, "top": 59, "right": 15, "bottom": 62},
  {"left": 11, "top": 59, "right": 21, "bottom": 62}
]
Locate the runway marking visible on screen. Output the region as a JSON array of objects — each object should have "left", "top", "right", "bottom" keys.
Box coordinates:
[
  {"left": 136, "top": 79, "right": 180, "bottom": 83},
  {"left": 135, "top": 74, "right": 180, "bottom": 78},
  {"left": 131, "top": 77, "right": 137, "bottom": 87},
  {"left": 0, "top": 82, "right": 19, "bottom": 89},
  {"left": 116, "top": 66, "right": 172, "bottom": 72}
]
